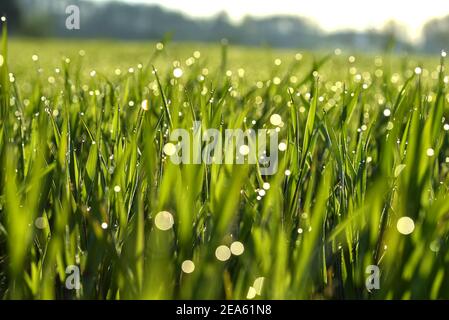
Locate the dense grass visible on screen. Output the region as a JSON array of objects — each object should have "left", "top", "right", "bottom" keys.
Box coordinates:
[{"left": 1, "top": 27, "right": 449, "bottom": 299}]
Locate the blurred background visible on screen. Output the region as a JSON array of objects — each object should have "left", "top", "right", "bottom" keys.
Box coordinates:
[{"left": 1, "top": 0, "right": 449, "bottom": 53}]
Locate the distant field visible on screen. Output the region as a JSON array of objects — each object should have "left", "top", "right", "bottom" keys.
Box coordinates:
[
  {"left": 8, "top": 38, "right": 440, "bottom": 81},
  {"left": 1, "top": 35, "right": 449, "bottom": 299}
]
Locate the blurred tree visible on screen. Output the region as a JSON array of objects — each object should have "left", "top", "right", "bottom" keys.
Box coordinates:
[
  {"left": 381, "top": 20, "right": 407, "bottom": 53},
  {"left": 8, "top": 0, "right": 416, "bottom": 52},
  {"left": 0, "top": 0, "right": 21, "bottom": 29},
  {"left": 423, "top": 17, "right": 449, "bottom": 53}
]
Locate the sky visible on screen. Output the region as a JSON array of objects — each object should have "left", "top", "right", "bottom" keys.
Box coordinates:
[{"left": 92, "top": 0, "right": 449, "bottom": 42}]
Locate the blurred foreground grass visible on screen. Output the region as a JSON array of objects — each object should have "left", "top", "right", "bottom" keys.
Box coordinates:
[{"left": 1, "top": 31, "right": 449, "bottom": 299}]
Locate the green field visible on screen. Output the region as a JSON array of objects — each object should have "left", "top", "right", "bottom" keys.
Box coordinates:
[{"left": 1, "top": 32, "right": 449, "bottom": 299}]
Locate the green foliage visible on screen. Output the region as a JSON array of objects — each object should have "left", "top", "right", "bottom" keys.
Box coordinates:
[{"left": 1, "top": 29, "right": 449, "bottom": 300}]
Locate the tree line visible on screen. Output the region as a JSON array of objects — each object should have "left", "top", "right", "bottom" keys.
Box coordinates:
[{"left": 1, "top": 0, "right": 448, "bottom": 53}]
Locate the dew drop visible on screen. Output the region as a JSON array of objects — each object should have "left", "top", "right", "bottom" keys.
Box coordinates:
[
  {"left": 181, "top": 260, "right": 195, "bottom": 273},
  {"left": 35, "top": 217, "right": 47, "bottom": 229},
  {"left": 230, "top": 241, "right": 245, "bottom": 256},
  {"left": 239, "top": 145, "right": 250, "bottom": 156},
  {"left": 270, "top": 114, "right": 282, "bottom": 126},
  {"left": 163, "top": 143, "right": 177, "bottom": 156},
  {"left": 215, "top": 245, "right": 231, "bottom": 261},
  {"left": 278, "top": 142, "right": 287, "bottom": 152},
  {"left": 173, "top": 68, "right": 183, "bottom": 78},
  {"left": 154, "top": 211, "right": 174, "bottom": 231},
  {"left": 397, "top": 217, "right": 415, "bottom": 235},
  {"left": 141, "top": 99, "right": 149, "bottom": 111}
]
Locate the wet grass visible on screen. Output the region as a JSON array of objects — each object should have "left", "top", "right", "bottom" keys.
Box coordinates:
[{"left": 1, "top": 27, "right": 449, "bottom": 299}]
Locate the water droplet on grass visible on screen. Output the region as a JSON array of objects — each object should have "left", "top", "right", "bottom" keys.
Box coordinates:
[
  {"left": 181, "top": 260, "right": 195, "bottom": 273},
  {"left": 173, "top": 68, "right": 183, "bottom": 78},
  {"left": 163, "top": 143, "right": 177, "bottom": 156},
  {"left": 154, "top": 211, "right": 174, "bottom": 231},
  {"left": 270, "top": 114, "right": 282, "bottom": 126},
  {"left": 141, "top": 100, "right": 149, "bottom": 111},
  {"left": 397, "top": 217, "right": 415, "bottom": 235},
  {"left": 215, "top": 245, "right": 231, "bottom": 261},
  {"left": 230, "top": 241, "right": 244, "bottom": 256},
  {"left": 239, "top": 145, "right": 250, "bottom": 156},
  {"left": 35, "top": 217, "right": 47, "bottom": 229},
  {"left": 278, "top": 142, "right": 287, "bottom": 151}
]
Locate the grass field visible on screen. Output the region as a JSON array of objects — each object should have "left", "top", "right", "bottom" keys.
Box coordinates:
[{"left": 1, "top": 27, "right": 449, "bottom": 299}]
